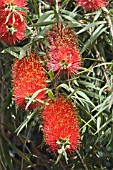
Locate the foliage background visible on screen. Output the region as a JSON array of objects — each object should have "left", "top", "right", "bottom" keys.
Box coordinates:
[{"left": 0, "top": 0, "right": 113, "bottom": 169}]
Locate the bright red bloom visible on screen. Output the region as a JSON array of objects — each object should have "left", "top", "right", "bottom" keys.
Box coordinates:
[
  {"left": 76, "top": 0, "right": 108, "bottom": 11},
  {"left": 47, "top": 26, "right": 81, "bottom": 75},
  {"left": 0, "top": 0, "right": 26, "bottom": 9},
  {"left": 0, "top": 0, "right": 27, "bottom": 17},
  {"left": 48, "top": 45, "right": 81, "bottom": 75},
  {"left": 0, "top": 13, "right": 26, "bottom": 45},
  {"left": 0, "top": 0, "right": 27, "bottom": 45},
  {"left": 47, "top": 26, "right": 77, "bottom": 49},
  {"left": 12, "top": 52, "right": 47, "bottom": 110},
  {"left": 42, "top": 97, "right": 80, "bottom": 154}
]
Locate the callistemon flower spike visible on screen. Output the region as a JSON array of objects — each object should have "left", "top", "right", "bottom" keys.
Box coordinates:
[
  {"left": 47, "top": 26, "right": 78, "bottom": 49},
  {"left": 0, "top": 14, "right": 26, "bottom": 45},
  {"left": 0, "top": 0, "right": 27, "bottom": 45},
  {"left": 47, "top": 26, "right": 81, "bottom": 76},
  {"left": 0, "top": 0, "right": 27, "bottom": 18},
  {"left": 42, "top": 96, "right": 80, "bottom": 157},
  {"left": 0, "top": 0, "right": 26, "bottom": 9},
  {"left": 76, "top": 0, "right": 108, "bottom": 11},
  {"left": 12, "top": 51, "right": 47, "bottom": 110}
]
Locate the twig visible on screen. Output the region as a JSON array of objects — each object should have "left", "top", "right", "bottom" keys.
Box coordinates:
[
  {"left": 94, "top": 44, "right": 109, "bottom": 83},
  {"left": 105, "top": 13, "right": 113, "bottom": 40},
  {"left": 55, "top": 0, "right": 59, "bottom": 13},
  {"left": 0, "top": 61, "right": 5, "bottom": 170},
  {"left": 102, "top": 7, "right": 113, "bottom": 40},
  {"left": 76, "top": 150, "right": 89, "bottom": 170},
  {"left": 39, "top": 1, "right": 42, "bottom": 17}
]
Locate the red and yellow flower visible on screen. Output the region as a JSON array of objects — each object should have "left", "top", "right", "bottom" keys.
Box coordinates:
[
  {"left": 0, "top": 14, "right": 26, "bottom": 45},
  {"left": 46, "top": 26, "right": 81, "bottom": 76},
  {"left": 0, "top": 0, "right": 27, "bottom": 45},
  {"left": 42, "top": 96, "right": 80, "bottom": 154},
  {"left": 12, "top": 52, "right": 47, "bottom": 110},
  {"left": 0, "top": 0, "right": 26, "bottom": 9},
  {"left": 76, "top": 0, "right": 108, "bottom": 11}
]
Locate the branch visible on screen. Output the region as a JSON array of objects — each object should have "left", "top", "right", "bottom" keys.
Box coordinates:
[{"left": 76, "top": 150, "right": 89, "bottom": 170}]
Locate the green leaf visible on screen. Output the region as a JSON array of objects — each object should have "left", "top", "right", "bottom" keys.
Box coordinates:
[
  {"left": 1, "top": 47, "right": 26, "bottom": 59},
  {"left": 25, "top": 88, "right": 47, "bottom": 110},
  {"left": 63, "top": 150, "right": 68, "bottom": 164},
  {"left": 33, "top": 0, "right": 39, "bottom": 15},
  {"left": 52, "top": 6, "right": 59, "bottom": 21},
  {"left": 38, "top": 11, "right": 54, "bottom": 22},
  {"left": 77, "top": 21, "right": 106, "bottom": 35},
  {"left": 97, "top": 115, "right": 101, "bottom": 132},
  {"left": 1, "top": 139, "right": 14, "bottom": 170},
  {"left": 57, "top": 83, "right": 70, "bottom": 91},
  {"left": 10, "top": 144, "right": 32, "bottom": 165},
  {"left": 93, "top": 62, "right": 112, "bottom": 68},
  {"left": 62, "top": 14, "right": 77, "bottom": 22},
  {"left": 15, "top": 107, "right": 39, "bottom": 135},
  {"left": 81, "top": 105, "right": 108, "bottom": 130},
  {"left": 60, "top": 0, "right": 70, "bottom": 9},
  {"left": 0, "top": 147, "right": 7, "bottom": 170},
  {"left": 81, "top": 25, "right": 107, "bottom": 53},
  {"left": 76, "top": 90, "right": 95, "bottom": 107},
  {"left": 48, "top": 70, "right": 54, "bottom": 80},
  {"left": 31, "top": 21, "right": 56, "bottom": 27},
  {"left": 94, "top": 10, "right": 102, "bottom": 21},
  {"left": 24, "top": 35, "right": 44, "bottom": 48},
  {"left": 58, "top": 149, "right": 63, "bottom": 155},
  {"left": 0, "top": 93, "right": 12, "bottom": 112},
  {"left": 78, "top": 80, "right": 99, "bottom": 90},
  {"left": 82, "top": 89, "right": 101, "bottom": 100},
  {"left": 95, "top": 115, "right": 112, "bottom": 135},
  {"left": 0, "top": 132, "right": 32, "bottom": 165},
  {"left": 47, "top": 89, "right": 55, "bottom": 100},
  {"left": 55, "top": 151, "right": 62, "bottom": 164}
]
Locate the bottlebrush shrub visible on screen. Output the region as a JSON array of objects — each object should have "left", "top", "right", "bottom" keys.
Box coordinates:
[
  {"left": 46, "top": 25, "right": 81, "bottom": 76},
  {"left": 12, "top": 52, "right": 47, "bottom": 110},
  {"left": 76, "top": 0, "right": 108, "bottom": 11},
  {"left": 42, "top": 96, "right": 80, "bottom": 154},
  {"left": 0, "top": 0, "right": 27, "bottom": 45}
]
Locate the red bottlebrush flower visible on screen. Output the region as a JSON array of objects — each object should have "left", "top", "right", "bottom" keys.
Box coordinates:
[
  {"left": 0, "top": 0, "right": 27, "bottom": 45},
  {"left": 0, "top": 0, "right": 26, "bottom": 9},
  {"left": 48, "top": 45, "right": 81, "bottom": 75},
  {"left": 42, "top": 97, "right": 80, "bottom": 154},
  {"left": 0, "top": 0, "right": 27, "bottom": 17},
  {"left": 76, "top": 0, "right": 108, "bottom": 11},
  {"left": 47, "top": 26, "right": 81, "bottom": 75},
  {"left": 12, "top": 52, "right": 47, "bottom": 110},
  {"left": 0, "top": 14, "right": 26, "bottom": 45},
  {"left": 47, "top": 26, "right": 77, "bottom": 49}
]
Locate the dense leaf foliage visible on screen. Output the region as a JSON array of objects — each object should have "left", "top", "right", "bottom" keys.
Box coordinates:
[{"left": 0, "top": 0, "right": 113, "bottom": 169}]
